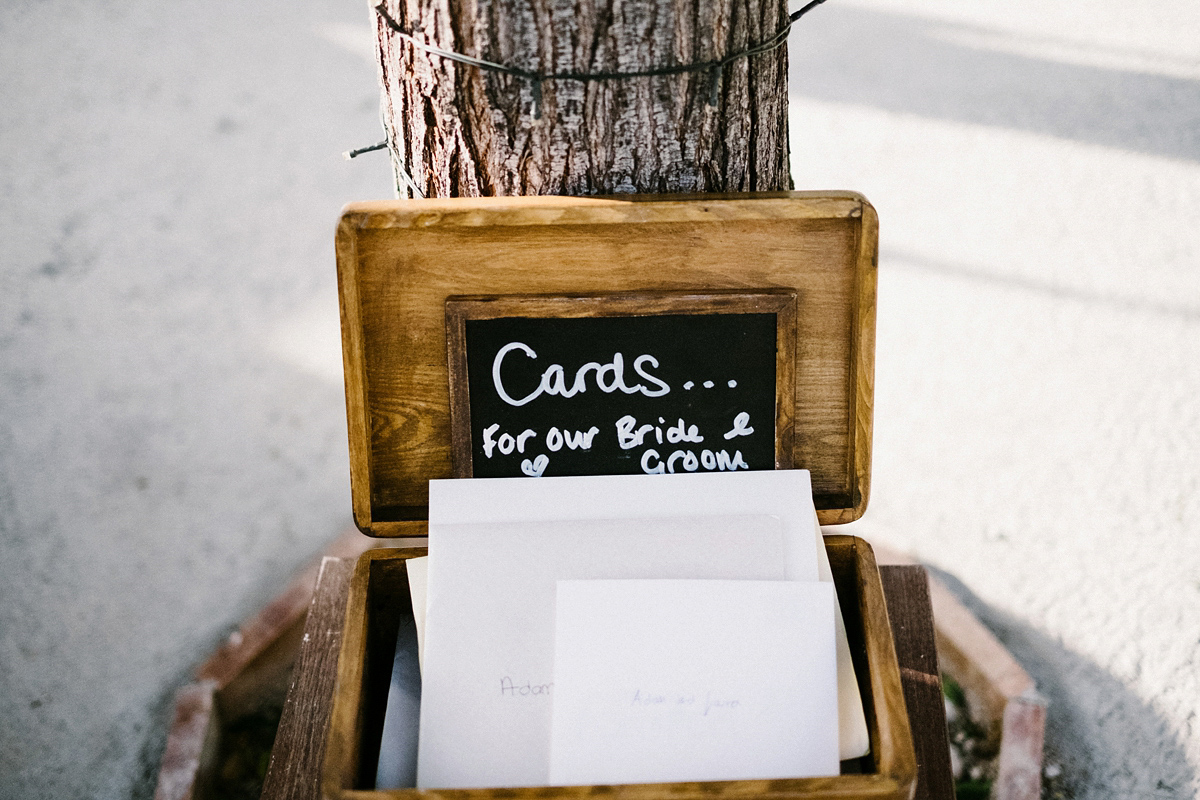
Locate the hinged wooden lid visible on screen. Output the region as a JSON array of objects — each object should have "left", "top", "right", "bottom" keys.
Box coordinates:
[{"left": 337, "top": 192, "right": 877, "bottom": 537}]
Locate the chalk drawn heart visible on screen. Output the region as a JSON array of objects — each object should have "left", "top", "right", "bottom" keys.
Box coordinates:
[{"left": 520, "top": 454, "right": 550, "bottom": 478}]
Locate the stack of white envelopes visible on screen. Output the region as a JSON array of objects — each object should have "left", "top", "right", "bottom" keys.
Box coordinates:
[{"left": 376, "top": 470, "right": 869, "bottom": 789}]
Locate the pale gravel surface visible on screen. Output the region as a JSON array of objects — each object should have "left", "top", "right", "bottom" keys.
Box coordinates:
[
  {"left": 0, "top": 2, "right": 392, "bottom": 797},
  {"left": 792, "top": 3, "right": 1200, "bottom": 797},
  {"left": 1, "top": 1, "right": 1197, "bottom": 798}
]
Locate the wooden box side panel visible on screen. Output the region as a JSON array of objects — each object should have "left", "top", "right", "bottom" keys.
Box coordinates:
[
  {"left": 325, "top": 550, "right": 424, "bottom": 799},
  {"left": 847, "top": 202, "right": 879, "bottom": 526},
  {"left": 826, "top": 535, "right": 918, "bottom": 797},
  {"left": 338, "top": 194, "right": 876, "bottom": 534}
]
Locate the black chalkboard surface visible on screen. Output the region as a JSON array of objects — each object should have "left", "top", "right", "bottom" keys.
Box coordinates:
[{"left": 446, "top": 292, "right": 796, "bottom": 480}]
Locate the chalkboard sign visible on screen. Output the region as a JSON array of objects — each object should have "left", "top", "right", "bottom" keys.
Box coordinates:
[{"left": 446, "top": 292, "right": 796, "bottom": 479}]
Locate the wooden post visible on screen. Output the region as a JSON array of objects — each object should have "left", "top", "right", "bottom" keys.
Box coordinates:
[{"left": 373, "top": 0, "right": 792, "bottom": 197}]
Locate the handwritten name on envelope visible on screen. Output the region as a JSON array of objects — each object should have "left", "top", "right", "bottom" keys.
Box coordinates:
[{"left": 549, "top": 580, "right": 840, "bottom": 786}]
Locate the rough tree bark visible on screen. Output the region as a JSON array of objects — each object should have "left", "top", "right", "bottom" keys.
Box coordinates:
[{"left": 373, "top": 0, "right": 791, "bottom": 197}]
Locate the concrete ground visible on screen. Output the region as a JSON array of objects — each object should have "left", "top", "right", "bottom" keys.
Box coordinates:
[
  {"left": 0, "top": 1, "right": 1196, "bottom": 798},
  {"left": 791, "top": 2, "right": 1200, "bottom": 797}
]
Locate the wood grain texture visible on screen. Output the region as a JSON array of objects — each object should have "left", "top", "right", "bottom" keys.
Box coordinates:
[
  {"left": 869, "top": 542, "right": 1044, "bottom": 800},
  {"left": 444, "top": 290, "right": 797, "bottom": 476},
  {"left": 261, "top": 558, "right": 356, "bottom": 800},
  {"left": 153, "top": 681, "right": 219, "bottom": 800},
  {"left": 925, "top": 577, "right": 1036, "bottom": 746},
  {"left": 826, "top": 536, "right": 918, "bottom": 800},
  {"left": 993, "top": 696, "right": 1046, "bottom": 800},
  {"left": 320, "top": 537, "right": 915, "bottom": 800},
  {"left": 338, "top": 216, "right": 376, "bottom": 531},
  {"left": 336, "top": 193, "right": 876, "bottom": 535},
  {"left": 322, "top": 549, "right": 427, "bottom": 799},
  {"left": 879, "top": 566, "right": 954, "bottom": 800},
  {"left": 374, "top": 0, "right": 790, "bottom": 198},
  {"left": 844, "top": 201, "right": 877, "bottom": 525}
]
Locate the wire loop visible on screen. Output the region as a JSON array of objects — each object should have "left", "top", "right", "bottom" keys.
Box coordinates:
[{"left": 374, "top": 0, "right": 827, "bottom": 89}]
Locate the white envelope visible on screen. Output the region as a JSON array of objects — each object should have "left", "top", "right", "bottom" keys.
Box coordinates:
[
  {"left": 415, "top": 515, "right": 788, "bottom": 789},
  {"left": 428, "top": 471, "right": 820, "bottom": 581},
  {"left": 427, "top": 471, "right": 869, "bottom": 759},
  {"left": 386, "top": 535, "right": 870, "bottom": 775},
  {"left": 406, "top": 556, "right": 428, "bottom": 668},
  {"left": 549, "top": 579, "right": 840, "bottom": 785}
]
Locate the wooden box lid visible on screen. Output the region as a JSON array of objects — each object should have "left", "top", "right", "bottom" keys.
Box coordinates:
[{"left": 336, "top": 192, "right": 877, "bottom": 537}]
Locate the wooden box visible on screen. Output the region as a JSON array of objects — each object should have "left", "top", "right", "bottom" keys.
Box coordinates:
[{"left": 323, "top": 193, "right": 916, "bottom": 799}]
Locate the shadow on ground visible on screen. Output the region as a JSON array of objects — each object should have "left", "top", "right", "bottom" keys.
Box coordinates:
[
  {"left": 926, "top": 567, "right": 1194, "bottom": 799},
  {"left": 885, "top": 250, "right": 1200, "bottom": 324},
  {"left": 790, "top": 4, "right": 1200, "bottom": 163}
]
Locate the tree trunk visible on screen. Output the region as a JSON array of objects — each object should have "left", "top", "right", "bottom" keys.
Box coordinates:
[{"left": 373, "top": 0, "right": 791, "bottom": 197}]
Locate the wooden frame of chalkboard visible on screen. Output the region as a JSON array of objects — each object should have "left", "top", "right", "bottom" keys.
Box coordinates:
[
  {"left": 335, "top": 192, "right": 878, "bottom": 534},
  {"left": 445, "top": 291, "right": 797, "bottom": 481}
]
